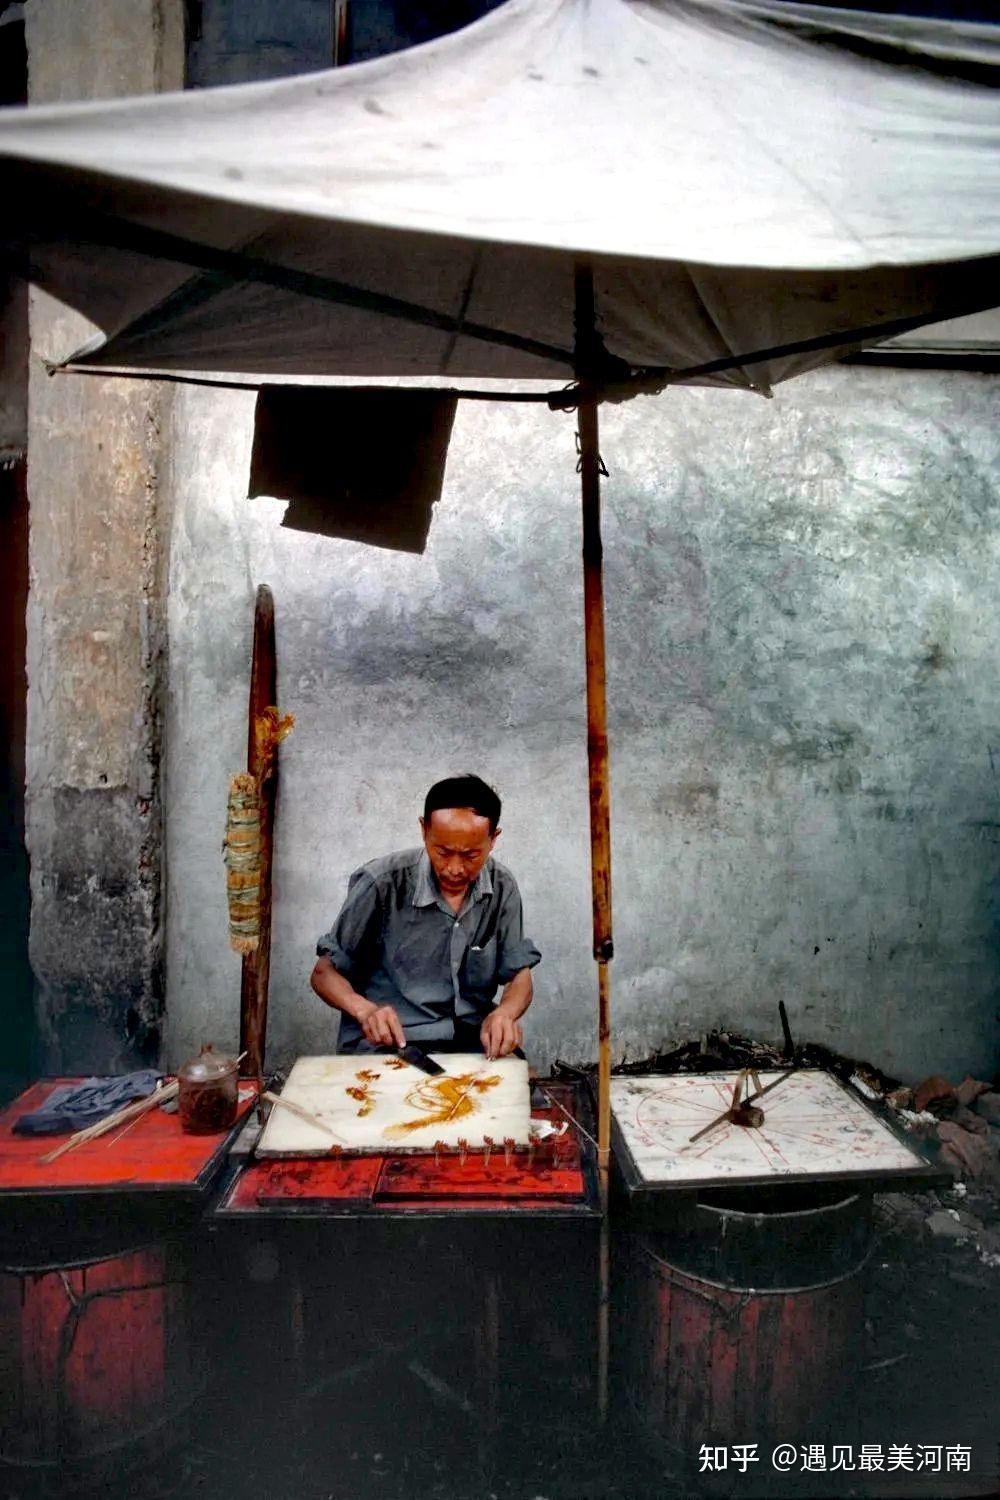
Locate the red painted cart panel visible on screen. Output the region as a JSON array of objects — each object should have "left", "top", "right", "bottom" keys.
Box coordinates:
[
  {"left": 0, "top": 1078, "right": 258, "bottom": 1195},
  {"left": 230, "top": 1155, "right": 384, "bottom": 1208},
  {"left": 375, "top": 1155, "right": 584, "bottom": 1200},
  {"left": 0, "top": 1243, "right": 192, "bottom": 1466},
  {"left": 623, "top": 1236, "right": 862, "bottom": 1453}
]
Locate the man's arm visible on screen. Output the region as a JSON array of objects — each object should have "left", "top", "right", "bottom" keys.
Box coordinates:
[
  {"left": 480, "top": 966, "right": 533, "bottom": 1059},
  {"left": 312, "top": 871, "right": 406, "bottom": 1048},
  {"left": 310, "top": 956, "right": 406, "bottom": 1048}
]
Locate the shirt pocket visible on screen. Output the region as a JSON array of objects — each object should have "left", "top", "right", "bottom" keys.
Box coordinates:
[{"left": 463, "top": 935, "right": 498, "bottom": 989}]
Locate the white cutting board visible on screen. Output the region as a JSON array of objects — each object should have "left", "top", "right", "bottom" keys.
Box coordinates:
[{"left": 257, "top": 1053, "right": 531, "bottom": 1157}]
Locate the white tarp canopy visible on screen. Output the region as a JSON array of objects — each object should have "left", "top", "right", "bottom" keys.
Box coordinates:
[{"left": 1, "top": 0, "right": 999, "bottom": 392}]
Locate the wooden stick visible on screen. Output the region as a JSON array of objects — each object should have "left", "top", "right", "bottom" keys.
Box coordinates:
[
  {"left": 40, "top": 1081, "right": 180, "bottom": 1163},
  {"left": 538, "top": 1087, "right": 599, "bottom": 1151},
  {"left": 441, "top": 1068, "right": 492, "bottom": 1123},
  {"left": 575, "top": 262, "right": 613, "bottom": 1428},
  {"left": 240, "top": 584, "right": 277, "bottom": 1083},
  {"left": 261, "top": 1091, "right": 347, "bottom": 1145},
  {"left": 104, "top": 1113, "right": 146, "bottom": 1149}
]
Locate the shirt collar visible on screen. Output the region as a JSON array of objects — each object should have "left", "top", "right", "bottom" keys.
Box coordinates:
[{"left": 412, "top": 850, "right": 493, "bottom": 909}]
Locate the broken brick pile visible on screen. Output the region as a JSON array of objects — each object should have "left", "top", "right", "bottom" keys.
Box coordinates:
[{"left": 889, "top": 1072, "right": 1000, "bottom": 1185}]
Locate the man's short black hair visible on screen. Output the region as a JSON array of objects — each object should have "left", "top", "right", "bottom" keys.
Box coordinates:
[{"left": 423, "top": 775, "right": 501, "bottom": 833}]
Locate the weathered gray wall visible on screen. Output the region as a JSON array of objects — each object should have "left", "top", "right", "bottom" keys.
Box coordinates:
[
  {"left": 25, "top": 0, "right": 184, "bottom": 1071},
  {"left": 164, "top": 366, "right": 1000, "bottom": 1084}
]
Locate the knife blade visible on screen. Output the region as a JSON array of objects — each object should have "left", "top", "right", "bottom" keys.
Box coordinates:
[{"left": 387, "top": 1045, "right": 445, "bottom": 1076}]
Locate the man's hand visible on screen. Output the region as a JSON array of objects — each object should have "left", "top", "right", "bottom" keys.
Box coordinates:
[
  {"left": 480, "top": 1008, "right": 523, "bottom": 1060},
  {"left": 359, "top": 1002, "right": 406, "bottom": 1049}
]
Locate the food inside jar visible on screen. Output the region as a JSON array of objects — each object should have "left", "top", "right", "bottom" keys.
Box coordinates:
[{"left": 179, "top": 1079, "right": 237, "bottom": 1134}]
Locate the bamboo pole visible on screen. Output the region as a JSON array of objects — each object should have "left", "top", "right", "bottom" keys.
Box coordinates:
[
  {"left": 240, "top": 584, "right": 277, "bottom": 1083},
  {"left": 575, "top": 263, "right": 614, "bottom": 1421}
]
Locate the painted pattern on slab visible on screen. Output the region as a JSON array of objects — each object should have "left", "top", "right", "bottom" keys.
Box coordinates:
[
  {"left": 611, "top": 1070, "right": 921, "bottom": 1184},
  {"left": 384, "top": 1072, "right": 503, "bottom": 1138}
]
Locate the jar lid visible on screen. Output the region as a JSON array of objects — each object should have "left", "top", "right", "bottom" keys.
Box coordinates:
[{"left": 178, "top": 1043, "right": 238, "bottom": 1082}]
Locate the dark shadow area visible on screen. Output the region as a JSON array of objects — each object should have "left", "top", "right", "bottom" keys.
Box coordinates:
[
  {"left": 0, "top": 0, "right": 32, "bottom": 1106},
  {"left": 2, "top": 1183, "right": 998, "bottom": 1499}
]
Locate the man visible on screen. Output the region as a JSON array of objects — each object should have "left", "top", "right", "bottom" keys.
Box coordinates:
[{"left": 310, "top": 775, "right": 540, "bottom": 1058}]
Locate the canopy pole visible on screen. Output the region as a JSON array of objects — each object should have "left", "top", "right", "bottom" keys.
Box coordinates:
[
  {"left": 575, "top": 263, "right": 613, "bottom": 1421},
  {"left": 579, "top": 394, "right": 613, "bottom": 1181}
]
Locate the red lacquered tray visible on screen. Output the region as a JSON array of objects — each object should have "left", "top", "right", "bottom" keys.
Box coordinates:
[{"left": 0, "top": 1077, "right": 259, "bottom": 1200}]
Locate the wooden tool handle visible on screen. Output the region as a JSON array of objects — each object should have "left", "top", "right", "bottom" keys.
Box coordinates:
[{"left": 262, "top": 1091, "right": 346, "bottom": 1144}]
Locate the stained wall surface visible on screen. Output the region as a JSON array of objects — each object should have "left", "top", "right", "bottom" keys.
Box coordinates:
[
  {"left": 25, "top": 0, "right": 183, "bottom": 1073},
  {"left": 164, "top": 367, "right": 1000, "bottom": 1083}
]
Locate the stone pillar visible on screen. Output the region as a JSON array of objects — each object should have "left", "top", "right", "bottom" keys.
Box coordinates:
[{"left": 25, "top": 1, "right": 184, "bottom": 1071}]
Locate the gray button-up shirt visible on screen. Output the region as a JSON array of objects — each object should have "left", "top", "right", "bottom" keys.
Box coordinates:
[{"left": 316, "top": 848, "right": 541, "bottom": 1053}]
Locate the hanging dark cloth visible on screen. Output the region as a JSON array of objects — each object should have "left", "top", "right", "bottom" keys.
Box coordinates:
[{"left": 248, "top": 386, "right": 458, "bottom": 554}]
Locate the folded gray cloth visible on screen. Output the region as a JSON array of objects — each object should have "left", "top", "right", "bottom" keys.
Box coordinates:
[{"left": 13, "top": 1070, "right": 161, "bottom": 1136}]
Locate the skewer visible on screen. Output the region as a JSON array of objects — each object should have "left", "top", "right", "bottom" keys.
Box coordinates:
[
  {"left": 503, "top": 1136, "right": 515, "bottom": 1166},
  {"left": 482, "top": 1135, "right": 494, "bottom": 1168},
  {"left": 40, "top": 1080, "right": 181, "bottom": 1164},
  {"left": 457, "top": 1137, "right": 468, "bottom": 1167},
  {"left": 261, "top": 1090, "right": 347, "bottom": 1145},
  {"left": 104, "top": 1112, "right": 146, "bottom": 1149},
  {"left": 441, "top": 1068, "right": 491, "bottom": 1123},
  {"left": 538, "top": 1087, "right": 599, "bottom": 1151}
]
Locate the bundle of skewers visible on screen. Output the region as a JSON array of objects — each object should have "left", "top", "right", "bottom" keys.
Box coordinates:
[{"left": 39, "top": 1079, "right": 180, "bottom": 1163}]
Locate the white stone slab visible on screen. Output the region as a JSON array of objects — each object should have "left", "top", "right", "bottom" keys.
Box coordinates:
[
  {"left": 610, "top": 1070, "right": 922, "bottom": 1185},
  {"left": 257, "top": 1053, "right": 531, "bottom": 1157}
]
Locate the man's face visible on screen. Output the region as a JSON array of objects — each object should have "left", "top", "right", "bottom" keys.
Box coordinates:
[{"left": 420, "top": 806, "right": 498, "bottom": 899}]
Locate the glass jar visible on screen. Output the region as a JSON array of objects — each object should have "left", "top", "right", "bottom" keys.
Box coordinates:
[{"left": 177, "top": 1044, "right": 239, "bottom": 1134}]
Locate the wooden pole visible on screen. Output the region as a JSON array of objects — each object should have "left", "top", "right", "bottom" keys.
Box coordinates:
[
  {"left": 574, "top": 266, "right": 614, "bottom": 1191},
  {"left": 333, "top": 0, "right": 350, "bottom": 65},
  {"left": 240, "top": 584, "right": 277, "bottom": 1082},
  {"left": 575, "top": 263, "right": 613, "bottom": 1421}
]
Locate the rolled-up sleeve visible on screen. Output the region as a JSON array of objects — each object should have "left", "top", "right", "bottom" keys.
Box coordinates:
[
  {"left": 316, "top": 871, "right": 382, "bottom": 984},
  {"left": 496, "top": 883, "right": 542, "bottom": 983}
]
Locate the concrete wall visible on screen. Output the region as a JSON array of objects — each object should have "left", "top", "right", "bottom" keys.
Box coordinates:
[
  {"left": 164, "top": 365, "right": 1000, "bottom": 1084},
  {"left": 25, "top": 0, "right": 184, "bottom": 1071}
]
